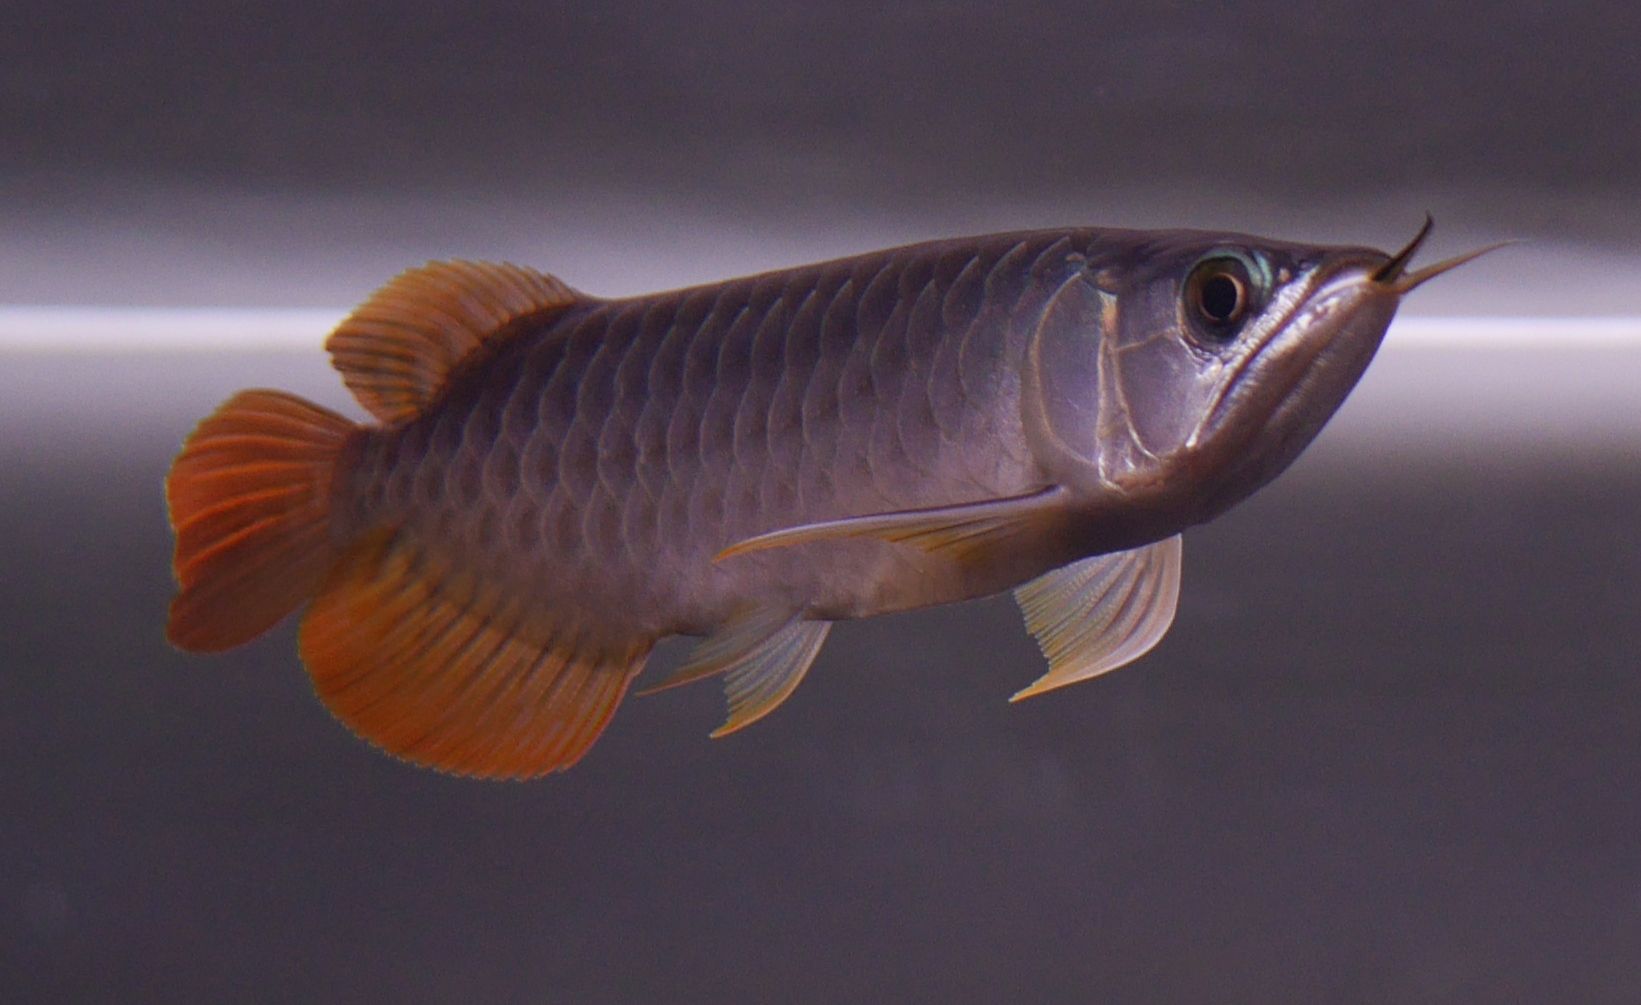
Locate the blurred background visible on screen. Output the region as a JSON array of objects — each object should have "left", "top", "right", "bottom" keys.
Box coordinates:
[{"left": 3, "top": 2, "right": 1638, "bottom": 1001}]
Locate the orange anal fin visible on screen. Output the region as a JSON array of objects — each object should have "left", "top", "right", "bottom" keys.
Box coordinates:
[
  {"left": 299, "top": 537, "right": 649, "bottom": 779},
  {"left": 714, "top": 485, "right": 1068, "bottom": 567}
]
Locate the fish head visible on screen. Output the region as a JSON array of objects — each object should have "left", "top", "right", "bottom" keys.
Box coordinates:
[{"left": 1030, "top": 218, "right": 1488, "bottom": 528}]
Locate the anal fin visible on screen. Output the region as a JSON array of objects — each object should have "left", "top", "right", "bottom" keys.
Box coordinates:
[
  {"left": 298, "top": 535, "right": 648, "bottom": 779},
  {"left": 1010, "top": 535, "right": 1182, "bottom": 701}
]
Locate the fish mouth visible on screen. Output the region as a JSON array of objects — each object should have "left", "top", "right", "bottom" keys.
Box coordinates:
[{"left": 1373, "top": 213, "right": 1511, "bottom": 294}]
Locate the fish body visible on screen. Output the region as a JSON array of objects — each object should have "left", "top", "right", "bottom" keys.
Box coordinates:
[{"left": 166, "top": 221, "right": 1473, "bottom": 777}]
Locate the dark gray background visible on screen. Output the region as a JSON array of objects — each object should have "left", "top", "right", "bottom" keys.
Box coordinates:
[
  {"left": 10, "top": 2, "right": 1639, "bottom": 205},
  {"left": 4, "top": 3, "right": 1641, "bottom": 1002},
  {"left": 2, "top": 1, "right": 1639, "bottom": 310}
]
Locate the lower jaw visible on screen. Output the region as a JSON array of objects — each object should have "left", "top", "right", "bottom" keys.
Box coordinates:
[{"left": 1197, "top": 327, "right": 1393, "bottom": 520}]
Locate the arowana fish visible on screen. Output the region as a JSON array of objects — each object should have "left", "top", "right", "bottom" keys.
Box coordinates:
[{"left": 165, "top": 218, "right": 1488, "bottom": 778}]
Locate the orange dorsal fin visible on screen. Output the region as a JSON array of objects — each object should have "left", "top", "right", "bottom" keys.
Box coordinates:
[
  {"left": 299, "top": 534, "right": 649, "bottom": 779},
  {"left": 325, "top": 260, "right": 584, "bottom": 423}
]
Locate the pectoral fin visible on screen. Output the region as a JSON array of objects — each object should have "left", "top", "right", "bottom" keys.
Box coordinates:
[
  {"left": 714, "top": 485, "right": 1067, "bottom": 567},
  {"left": 1010, "top": 535, "right": 1182, "bottom": 702}
]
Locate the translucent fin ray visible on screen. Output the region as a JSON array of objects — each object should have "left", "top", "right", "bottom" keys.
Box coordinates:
[
  {"left": 637, "top": 607, "right": 799, "bottom": 696},
  {"left": 636, "top": 608, "right": 833, "bottom": 737},
  {"left": 1010, "top": 535, "right": 1182, "bottom": 701},
  {"left": 715, "top": 485, "right": 1066, "bottom": 567},
  {"left": 713, "top": 619, "right": 832, "bottom": 737}
]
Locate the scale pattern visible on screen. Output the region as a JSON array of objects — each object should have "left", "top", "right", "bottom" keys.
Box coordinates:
[{"left": 345, "top": 231, "right": 1093, "bottom": 639}]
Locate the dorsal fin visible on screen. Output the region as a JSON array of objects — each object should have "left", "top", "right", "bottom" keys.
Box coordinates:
[{"left": 325, "top": 260, "right": 583, "bottom": 423}]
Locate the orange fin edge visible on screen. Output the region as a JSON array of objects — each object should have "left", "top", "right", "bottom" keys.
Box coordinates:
[
  {"left": 325, "top": 260, "right": 583, "bottom": 423},
  {"left": 299, "top": 535, "right": 650, "bottom": 779},
  {"left": 166, "top": 389, "right": 357, "bottom": 652}
]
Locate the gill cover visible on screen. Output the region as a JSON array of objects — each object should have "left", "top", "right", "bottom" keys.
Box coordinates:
[{"left": 1022, "top": 244, "right": 1287, "bottom": 493}]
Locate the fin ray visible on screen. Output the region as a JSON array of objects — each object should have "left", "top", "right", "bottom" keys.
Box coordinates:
[
  {"left": 715, "top": 485, "right": 1067, "bottom": 567},
  {"left": 712, "top": 620, "right": 832, "bottom": 737},
  {"left": 326, "top": 260, "right": 583, "bottom": 422},
  {"left": 637, "top": 606, "right": 798, "bottom": 695},
  {"left": 1010, "top": 535, "right": 1183, "bottom": 701},
  {"left": 166, "top": 390, "right": 356, "bottom": 652},
  {"left": 638, "top": 608, "right": 834, "bottom": 738},
  {"left": 299, "top": 537, "right": 648, "bottom": 778}
]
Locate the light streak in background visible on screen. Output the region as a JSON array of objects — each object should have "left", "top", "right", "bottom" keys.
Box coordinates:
[{"left": 0, "top": 307, "right": 1637, "bottom": 353}]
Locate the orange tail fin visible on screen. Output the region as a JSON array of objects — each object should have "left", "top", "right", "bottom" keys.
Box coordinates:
[{"left": 165, "top": 389, "right": 358, "bottom": 652}]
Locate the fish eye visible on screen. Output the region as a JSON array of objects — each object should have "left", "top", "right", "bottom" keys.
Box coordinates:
[{"left": 1184, "top": 255, "right": 1258, "bottom": 343}]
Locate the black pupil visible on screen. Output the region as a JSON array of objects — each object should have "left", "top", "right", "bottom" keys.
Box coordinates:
[{"left": 1200, "top": 272, "right": 1242, "bottom": 323}]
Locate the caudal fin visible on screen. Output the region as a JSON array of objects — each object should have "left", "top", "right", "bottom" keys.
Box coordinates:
[{"left": 166, "top": 389, "right": 357, "bottom": 652}]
